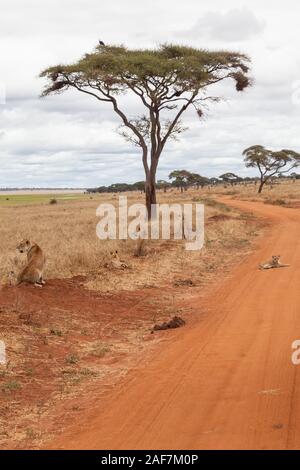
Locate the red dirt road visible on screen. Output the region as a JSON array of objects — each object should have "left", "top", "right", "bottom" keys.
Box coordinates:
[{"left": 47, "top": 199, "right": 300, "bottom": 450}]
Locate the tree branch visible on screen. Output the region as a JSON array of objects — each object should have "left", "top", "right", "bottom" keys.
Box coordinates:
[{"left": 160, "top": 91, "right": 198, "bottom": 149}]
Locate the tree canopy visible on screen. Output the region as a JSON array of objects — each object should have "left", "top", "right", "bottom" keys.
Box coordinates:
[
  {"left": 41, "top": 44, "right": 251, "bottom": 100},
  {"left": 219, "top": 172, "right": 241, "bottom": 183},
  {"left": 169, "top": 170, "right": 209, "bottom": 190}
]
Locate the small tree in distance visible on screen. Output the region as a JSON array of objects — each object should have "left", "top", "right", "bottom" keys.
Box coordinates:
[
  {"left": 40, "top": 44, "right": 251, "bottom": 218},
  {"left": 169, "top": 170, "right": 191, "bottom": 192},
  {"left": 187, "top": 172, "right": 209, "bottom": 189},
  {"left": 243, "top": 145, "right": 300, "bottom": 193},
  {"left": 169, "top": 170, "right": 209, "bottom": 190},
  {"left": 219, "top": 172, "right": 240, "bottom": 185}
]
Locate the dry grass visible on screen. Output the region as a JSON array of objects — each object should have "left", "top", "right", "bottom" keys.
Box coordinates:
[
  {"left": 0, "top": 190, "right": 262, "bottom": 292},
  {"left": 201, "top": 179, "right": 300, "bottom": 208}
]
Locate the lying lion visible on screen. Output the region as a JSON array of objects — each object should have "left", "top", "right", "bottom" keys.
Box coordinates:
[
  {"left": 259, "top": 255, "right": 289, "bottom": 270},
  {"left": 104, "top": 250, "right": 129, "bottom": 270}
]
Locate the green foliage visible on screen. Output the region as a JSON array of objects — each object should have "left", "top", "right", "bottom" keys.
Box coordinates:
[
  {"left": 40, "top": 44, "right": 251, "bottom": 98},
  {"left": 87, "top": 181, "right": 143, "bottom": 193},
  {"left": 40, "top": 43, "right": 251, "bottom": 153},
  {"left": 187, "top": 172, "right": 210, "bottom": 186},
  {"left": 169, "top": 169, "right": 190, "bottom": 180},
  {"left": 169, "top": 170, "right": 209, "bottom": 188}
]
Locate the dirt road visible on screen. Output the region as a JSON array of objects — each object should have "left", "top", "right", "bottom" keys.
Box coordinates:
[{"left": 47, "top": 199, "right": 300, "bottom": 450}]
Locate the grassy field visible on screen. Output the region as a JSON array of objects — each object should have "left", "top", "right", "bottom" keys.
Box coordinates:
[
  {"left": 0, "top": 188, "right": 263, "bottom": 291},
  {"left": 0, "top": 193, "right": 87, "bottom": 206},
  {"left": 1, "top": 180, "right": 298, "bottom": 291},
  {"left": 0, "top": 177, "right": 296, "bottom": 290}
]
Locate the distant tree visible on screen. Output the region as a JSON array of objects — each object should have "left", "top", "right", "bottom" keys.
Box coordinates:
[
  {"left": 40, "top": 44, "right": 251, "bottom": 218},
  {"left": 219, "top": 172, "right": 240, "bottom": 184},
  {"left": 156, "top": 180, "right": 171, "bottom": 192},
  {"left": 187, "top": 172, "right": 209, "bottom": 189},
  {"left": 209, "top": 177, "right": 220, "bottom": 186},
  {"left": 87, "top": 186, "right": 107, "bottom": 193},
  {"left": 169, "top": 170, "right": 191, "bottom": 192},
  {"left": 243, "top": 145, "right": 300, "bottom": 193},
  {"left": 132, "top": 181, "right": 146, "bottom": 192},
  {"left": 109, "top": 183, "right": 132, "bottom": 192}
]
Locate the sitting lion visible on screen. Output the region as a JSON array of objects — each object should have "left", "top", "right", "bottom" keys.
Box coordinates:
[{"left": 16, "top": 239, "right": 46, "bottom": 287}]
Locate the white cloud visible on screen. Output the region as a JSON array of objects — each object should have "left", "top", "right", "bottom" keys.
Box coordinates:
[{"left": 179, "top": 7, "right": 266, "bottom": 42}]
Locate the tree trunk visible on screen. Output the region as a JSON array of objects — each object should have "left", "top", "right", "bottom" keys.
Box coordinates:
[
  {"left": 258, "top": 179, "right": 265, "bottom": 194},
  {"left": 145, "top": 168, "right": 157, "bottom": 220}
]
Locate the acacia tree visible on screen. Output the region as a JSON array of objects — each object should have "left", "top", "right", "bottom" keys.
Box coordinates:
[
  {"left": 169, "top": 170, "right": 191, "bottom": 192},
  {"left": 243, "top": 145, "right": 300, "bottom": 193},
  {"left": 40, "top": 44, "right": 251, "bottom": 217},
  {"left": 186, "top": 172, "right": 209, "bottom": 189},
  {"left": 219, "top": 172, "right": 240, "bottom": 184}
]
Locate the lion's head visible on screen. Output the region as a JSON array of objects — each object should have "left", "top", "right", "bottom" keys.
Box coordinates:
[{"left": 16, "top": 239, "right": 31, "bottom": 254}]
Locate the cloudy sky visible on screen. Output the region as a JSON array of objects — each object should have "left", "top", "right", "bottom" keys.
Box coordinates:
[{"left": 0, "top": 0, "right": 299, "bottom": 187}]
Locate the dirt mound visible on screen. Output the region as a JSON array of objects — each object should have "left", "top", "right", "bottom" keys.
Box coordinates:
[{"left": 152, "top": 316, "right": 186, "bottom": 332}]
